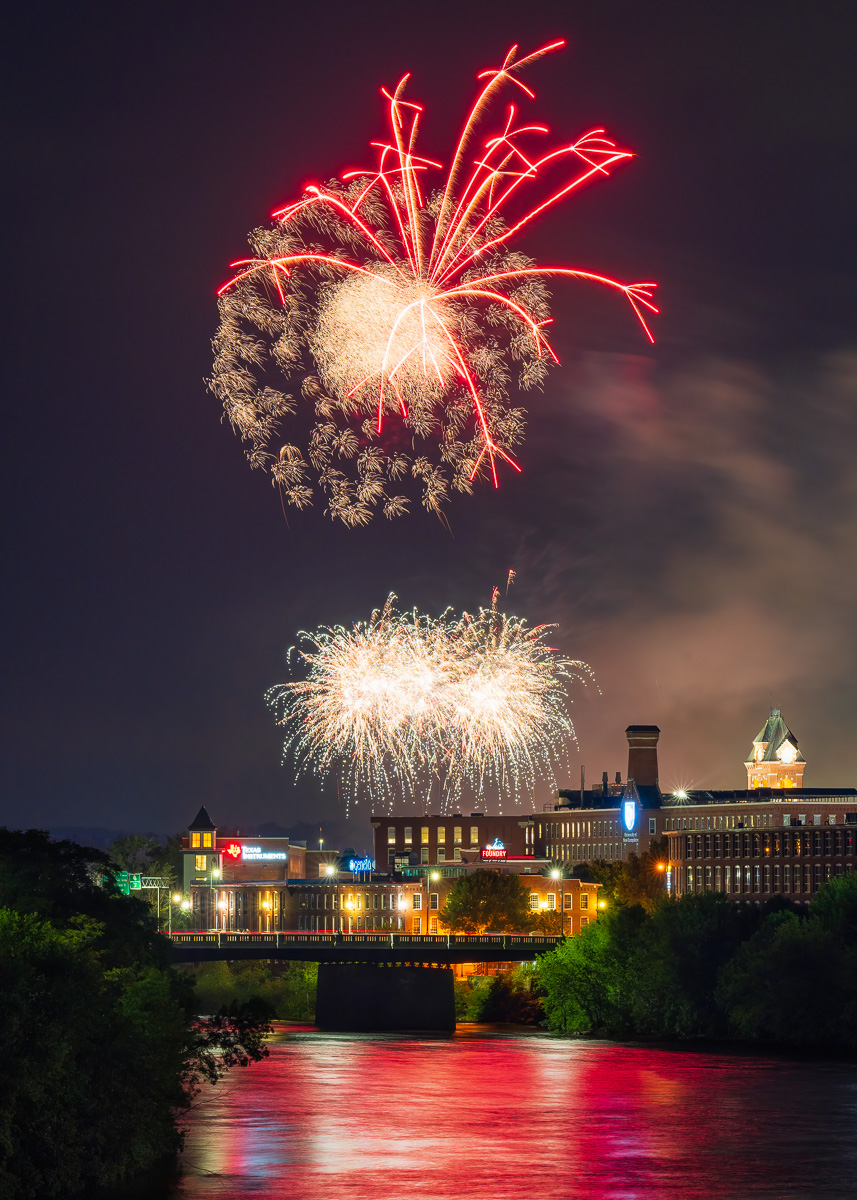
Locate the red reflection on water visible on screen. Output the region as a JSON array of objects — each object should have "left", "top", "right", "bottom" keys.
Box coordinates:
[{"left": 176, "top": 1026, "right": 857, "bottom": 1200}]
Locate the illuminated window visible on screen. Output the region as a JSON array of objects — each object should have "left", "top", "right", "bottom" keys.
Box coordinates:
[
  {"left": 195, "top": 855, "right": 206, "bottom": 870},
  {"left": 421, "top": 826, "right": 429, "bottom": 844},
  {"left": 529, "top": 893, "right": 539, "bottom": 910},
  {"left": 430, "top": 918, "right": 438, "bottom": 934},
  {"left": 546, "top": 894, "right": 556, "bottom": 910},
  {"left": 470, "top": 826, "right": 479, "bottom": 845},
  {"left": 580, "top": 893, "right": 589, "bottom": 910},
  {"left": 191, "top": 832, "right": 201, "bottom": 848},
  {"left": 437, "top": 826, "right": 445, "bottom": 844},
  {"left": 202, "top": 832, "right": 213, "bottom": 848},
  {"left": 404, "top": 826, "right": 412, "bottom": 844},
  {"left": 387, "top": 827, "right": 396, "bottom": 845},
  {"left": 453, "top": 826, "right": 462, "bottom": 844},
  {"left": 413, "top": 893, "right": 422, "bottom": 910},
  {"left": 430, "top": 893, "right": 439, "bottom": 910},
  {"left": 412, "top": 917, "right": 421, "bottom": 934}
]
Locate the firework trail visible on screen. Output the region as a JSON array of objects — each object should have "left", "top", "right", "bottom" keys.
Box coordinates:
[
  {"left": 266, "top": 593, "right": 592, "bottom": 813},
  {"left": 210, "top": 40, "right": 657, "bottom": 525}
]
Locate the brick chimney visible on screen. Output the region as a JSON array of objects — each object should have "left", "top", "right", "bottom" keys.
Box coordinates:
[{"left": 625, "top": 725, "right": 660, "bottom": 787}]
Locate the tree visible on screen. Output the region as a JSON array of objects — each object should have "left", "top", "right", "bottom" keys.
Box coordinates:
[
  {"left": 0, "top": 828, "right": 271, "bottom": 1199},
  {"left": 572, "top": 841, "right": 670, "bottom": 912},
  {"left": 440, "top": 869, "right": 534, "bottom": 933}
]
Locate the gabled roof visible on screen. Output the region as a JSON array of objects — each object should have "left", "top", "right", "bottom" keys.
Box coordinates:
[
  {"left": 747, "top": 709, "right": 805, "bottom": 764},
  {"left": 188, "top": 805, "right": 216, "bottom": 831}
]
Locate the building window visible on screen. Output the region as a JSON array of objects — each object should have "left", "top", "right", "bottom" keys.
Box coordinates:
[
  {"left": 412, "top": 892, "right": 422, "bottom": 910},
  {"left": 437, "top": 848, "right": 446, "bottom": 862},
  {"left": 453, "top": 847, "right": 461, "bottom": 861},
  {"left": 404, "top": 826, "right": 412, "bottom": 845},
  {"left": 470, "top": 826, "right": 479, "bottom": 845},
  {"left": 373, "top": 894, "right": 379, "bottom": 909},
  {"left": 412, "top": 917, "right": 421, "bottom": 934},
  {"left": 546, "top": 894, "right": 556, "bottom": 910},
  {"left": 529, "top": 893, "right": 539, "bottom": 910},
  {"left": 421, "top": 826, "right": 429, "bottom": 845},
  {"left": 649, "top": 818, "right": 656, "bottom": 835},
  {"left": 195, "top": 855, "right": 206, "bottom": 870},
  {"left": 564, "top": 894, "right": 572, "bottom": 909},
  {"left": 387, "top": 826, "right": 396, "bottom": 845},
  {"left": 430, "top": 918, "right": 438, "bottom": 934},
  {"left": 725, "top": 865, "right": 732, "bottom": 893},
  {"left": 580, "top": 893, "right": 589, "bottom": 910},
  {"left": 437, "top": 827, "right": 445, "bottom": 844},
  {"left": 581, "top": 917, "right": 589, "bottom": 927},
  {"left": 763, "top": 865, "right": 771, "bottom": 893},
  {"left": 191, "top": 832, "right": 201, "bottom": 848},
  {"left": 430, "top": 893, "right": 439, "bottom": 910},
  {"left": 202, "top": 832, "right": 213, "bottom": 848},
  {"left": 420, "top": 848, "right": 429, "bottom": 864},
  {"left": 454, "top": 826, "right": 462, "bottom": 844}
]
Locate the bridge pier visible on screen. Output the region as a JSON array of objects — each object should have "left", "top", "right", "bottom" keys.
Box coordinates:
[{"left": 315, "top": 964, "right": 455, "bottom": 1032}]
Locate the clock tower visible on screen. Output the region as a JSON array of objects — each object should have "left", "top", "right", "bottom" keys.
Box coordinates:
[{"left": 745, "top": 708, "right": 805, "bottom": 789}]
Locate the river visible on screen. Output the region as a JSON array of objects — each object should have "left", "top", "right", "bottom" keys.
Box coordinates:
[{"left": 128, "top": 1025, "right": 857, "bottom": 1199}]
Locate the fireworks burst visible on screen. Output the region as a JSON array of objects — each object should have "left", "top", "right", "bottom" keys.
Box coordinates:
[
  {"left": 266, "top": 593, "right": 592, "bottom": 813},
  {"left": 209, "top": 40, "right": 657, "bottom": 525}
]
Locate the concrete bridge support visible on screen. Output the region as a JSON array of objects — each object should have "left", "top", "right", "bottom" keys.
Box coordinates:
[{"left": 315, "top": 964, "right": 455, "bottom": 1032}]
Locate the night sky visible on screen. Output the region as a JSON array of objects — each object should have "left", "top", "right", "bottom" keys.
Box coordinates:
[{"left": 3, "top": 1, "right": 856, "bottom": 844}]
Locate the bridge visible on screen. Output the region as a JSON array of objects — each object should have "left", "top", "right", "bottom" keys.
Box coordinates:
[{"left": 169, "top": 930, "right": 563, "bottom": 966}]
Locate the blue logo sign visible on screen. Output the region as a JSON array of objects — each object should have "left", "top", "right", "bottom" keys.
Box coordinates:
[
  {"left": 349, "top": 857, "right": 375, "bottom": 873},
  {"left": 489, "top": 838, "right": 505, "bottom": 849},
  {"left": 622, "top": 801, "right": 637, "bottom": 833}
]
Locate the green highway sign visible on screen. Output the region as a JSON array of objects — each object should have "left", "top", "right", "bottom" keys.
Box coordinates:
[
  {"left": 116, "top": 871, "right": 129, "bottom": 895},
  {"left": 129, "top": 874, "right": 142, "bottom": 890}
]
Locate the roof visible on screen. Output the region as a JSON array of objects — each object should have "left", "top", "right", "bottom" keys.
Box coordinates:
[
  {"left": 663, "top": 788, "right": 857, "bottom": 806},
  {"left": 188, "top": 805, "right": 216, "bottom": 831},
  {"left": 748, "top": 709, "right": 805, "bottom": 764}
]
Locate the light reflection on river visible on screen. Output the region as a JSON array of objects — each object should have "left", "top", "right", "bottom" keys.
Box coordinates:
[{"left": 167, "top": 1025, "right": 857, "bottom": 1199}]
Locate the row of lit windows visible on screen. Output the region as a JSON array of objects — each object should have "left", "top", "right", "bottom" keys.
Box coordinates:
[
  {"left": 546, "top": 843, "right": 621, "bottom": 863},
  {"left": 665, "top": 811, "right": 847, "bottom": 832},
  {"left": 388, "top": 825, "right": 479, "bottom": 846},
  {"left": 190, "top": 832, "right": 213, "bottom": 848},
  {"left": 540, "top": 819, "right": 620, "bottom": 839},
  {"left": 686, "top": 861, "right": 853, "bottom": 894},
  {"left": 297, "top": 916, "right": 441, "bottom": 933},
  {"left": 680, "top": 829, "right": 855, "bottom": 860},
  {"left": 527, "top": 892, "right": 590, "bottom": 911}
]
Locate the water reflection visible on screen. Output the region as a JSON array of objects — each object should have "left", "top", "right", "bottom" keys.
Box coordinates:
[{"left": 167, "top": 1025, "right": 857, "bottom": 1199}]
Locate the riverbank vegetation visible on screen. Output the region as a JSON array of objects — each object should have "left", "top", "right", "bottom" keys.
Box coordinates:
[
  {"left": 0, "top": 829, "right": 272, "bottom": 1200},
  {"left": 537, "top": 874, "right": 857, "bottom": 1048},
  {"left": 188, "top": 959, "right": 318, "bottom": 1020}
]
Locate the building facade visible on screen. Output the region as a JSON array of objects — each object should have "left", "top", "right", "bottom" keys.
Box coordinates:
[{"left": 179, "top": 807, "right": 599, "bottom": 934}]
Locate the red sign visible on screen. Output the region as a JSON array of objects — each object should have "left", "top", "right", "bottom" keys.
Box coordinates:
[
  {"left": 222, "top": 842, "right": 242, "bottom": 859},
  {"left": 481, "top": 847, "right": 507, "bottom": 860}
]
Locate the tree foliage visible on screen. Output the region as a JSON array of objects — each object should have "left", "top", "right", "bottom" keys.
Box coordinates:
[
  {"left": 440, "top": 869, "right": 534, "bottom": 933},
  {"left": 537, "top": 873, "right": 857, "bottom": 1049},
  {"left": 0, "top": 828, "right": 271, "bottom": 1199}
]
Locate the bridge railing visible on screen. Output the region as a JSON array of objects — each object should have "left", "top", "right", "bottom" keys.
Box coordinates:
[{"left": 169, "top": 931, "right": 562, "bottom": 951}]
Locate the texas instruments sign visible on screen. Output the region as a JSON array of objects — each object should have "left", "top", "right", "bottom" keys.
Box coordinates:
[{"left": 221, "top": 842, "right": 288, "bottom": 862}]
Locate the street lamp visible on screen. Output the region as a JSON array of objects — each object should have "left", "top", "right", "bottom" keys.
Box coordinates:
[
  {"left": 210, "top": 865, "right": 221, "bottom": 930},
  {"left": 550, "top": 868, "right": 564, "bottom": 936}
]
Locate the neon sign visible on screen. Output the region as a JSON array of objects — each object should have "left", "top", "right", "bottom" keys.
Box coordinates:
[
  {"left": 349, "top": 857, "right": 375, "bottom": 872},
  {"left": 223, "top": 843, "right": 242, "bottom": 859},
  {"left": 623, "top": 801, "right": 637, "bottom": 832},
  {"left": 242, "top": 845, "right": 288, "bottom": 861},
  {"left": 482, "top": 838, "right": 507, "bottom": 860}
]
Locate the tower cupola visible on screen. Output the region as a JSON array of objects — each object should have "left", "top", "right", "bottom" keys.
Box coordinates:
[{"left": 745, "top": 709, "right": 805, "bottom": 789}]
